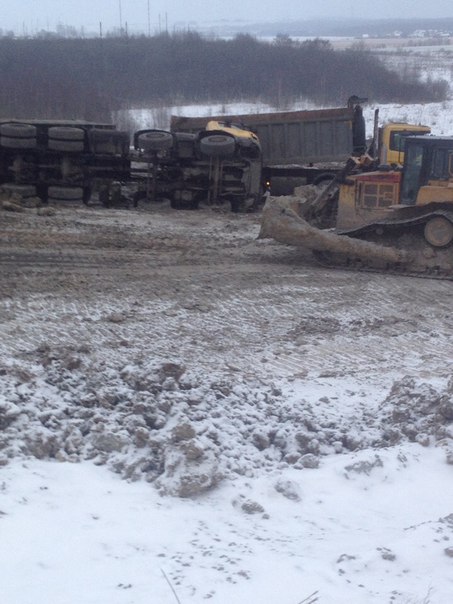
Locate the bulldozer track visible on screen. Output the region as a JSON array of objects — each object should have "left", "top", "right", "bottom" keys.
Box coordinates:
[
  {"left": 0, "top": 250, "right": 122, "bottom": 269},
  {"left": 1, "top": 206, "right": 452, "bottom": 386}
]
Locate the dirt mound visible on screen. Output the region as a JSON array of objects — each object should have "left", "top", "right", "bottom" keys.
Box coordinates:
[
  {"left": 1, "top": 348, "right": 452, "bottom": 497},
  {"left": 378, "top": 376, "right": 453, "bottom": 447}
]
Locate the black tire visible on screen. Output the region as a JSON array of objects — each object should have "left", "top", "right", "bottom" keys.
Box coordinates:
[
  {"left": 48, "top": 186, "right": 84, "bottom": 203},
  {"left": 0, "top": 123, "right": 37, "bottom": 138},
  {"left": 0, "top": 183, "right": 37, "bottom": 198},
  {"left": 48, "top": 126, "right": 85, "bottom": 141},
  {"left": 1, "top": 137, "right": 37, "bottom": 149},
  {"left": 0, "top": 123, "right": 37, "bottom": 149},
  {"left": 199, "top": 134, "right": 235, "bottom": 158},
  {"left": 137, "top": 130, "right": 173, "bottom": 152},
  {"left": 48, "top": 127, "right": 85, "bottom": 152}
]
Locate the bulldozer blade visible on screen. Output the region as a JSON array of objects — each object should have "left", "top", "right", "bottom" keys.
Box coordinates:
[{"left": 259, "top": 196, "right": 410, "bottom": 265}]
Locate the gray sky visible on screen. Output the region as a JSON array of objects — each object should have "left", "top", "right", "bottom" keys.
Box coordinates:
[{"left": 2, "top": 1, "right": 453, "bottom": 34}]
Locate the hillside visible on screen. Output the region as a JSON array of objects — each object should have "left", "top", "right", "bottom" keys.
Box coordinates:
[{"left": 0, "top": 33, "right": 446, "bottom": 122}]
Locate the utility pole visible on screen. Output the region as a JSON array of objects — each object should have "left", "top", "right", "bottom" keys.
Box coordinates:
[
  {"left": 147, "top": 0, "right": 151, "bottom": 37},
  {"left": 119, "top": 0, "right": 123, "bottom": 34}
]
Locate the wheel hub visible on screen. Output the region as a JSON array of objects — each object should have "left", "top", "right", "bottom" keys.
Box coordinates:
[{"left": 424, "top": 216, "right": 453, "bottom": 248}]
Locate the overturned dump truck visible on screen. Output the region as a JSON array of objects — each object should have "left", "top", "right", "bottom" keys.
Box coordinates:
[
  {"left": 0, "top": 118, "right": 261, "bottom": 211},
  {"left": 0, "top": 117, "right": 261, "bottom": 210},
  {"left": 171, "top": 100, "right": 431, "bottom": 196},
  {"left": 0, "top": 119, "right": 130, "bottom": 204},
  {"left": 171, "top": 102, "right": 366, "bottom": 196},
  {"left": 132, "top": 121, "right": 262, "bottom": 211},
  {"left": 260, "top": 135, "right": 453, "bottom": 280}
]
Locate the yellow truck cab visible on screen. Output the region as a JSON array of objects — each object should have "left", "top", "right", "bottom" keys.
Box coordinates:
[
  {"left": 379, "top": 122, "right": 431, "bottom": 166},
  {"left": 205, "top": 120, "right": 260, "bottom": 146}
]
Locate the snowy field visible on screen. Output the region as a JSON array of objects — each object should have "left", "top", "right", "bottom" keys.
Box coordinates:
[
  {"left": 2, "top": 43, "right": 453, "bottom": 604},
  {"left": 3, "top": 445, "right": 453, "bottom": 603}
]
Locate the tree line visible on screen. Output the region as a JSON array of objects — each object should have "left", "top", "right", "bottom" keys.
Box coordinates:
[{"left": 0, "top": 32, "right": 447, "bottom": 125}]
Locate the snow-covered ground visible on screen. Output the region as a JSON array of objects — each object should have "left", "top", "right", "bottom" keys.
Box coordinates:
[
  {"left": 2, "top": 204, "right": 453, "bottom": 604},
  {"left": 2, "top": 444, "right": 453, "bottom": 603},
  {"left": 2, "top": 43, "right": 453, "bottom": 604}
]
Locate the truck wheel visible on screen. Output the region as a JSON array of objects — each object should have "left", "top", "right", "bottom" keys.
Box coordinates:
[
  {"left": 0, "top": 123, "right": 37, "bottom": 149},
  {"left": 48, "top": 186, "right": 84, "bottom": 203},
  {"left": 137, "top": 130, "right": 173, "bottom": 152},
  {"left": 48, "top": 127, "right": 85, "bottom": 152},
  {"left": 199, "top": 134, "right": 235, "bottom": 158},
  {"left": 424, "top": 216, "right": 453, "bottom": 247},
  {"left": 0, "top": 183, "right": 37, "bottom": 198}
]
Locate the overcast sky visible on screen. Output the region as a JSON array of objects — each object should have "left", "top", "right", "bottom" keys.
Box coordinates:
[{"left": 2, "top": 1, "right": 453, "bottom": 34}]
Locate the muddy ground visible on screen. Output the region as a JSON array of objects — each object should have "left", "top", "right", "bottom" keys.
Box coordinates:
[
  {"left": 1, "top": 202, "right": 451, "bottom": 384},
  {"left": 1, "top": 201, "right": 452, "bottom": 495},
  {"left": 2, "top": 196, "right": 453, "bottom": 604}
]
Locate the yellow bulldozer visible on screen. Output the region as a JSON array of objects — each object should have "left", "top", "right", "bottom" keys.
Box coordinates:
[{"left": 260, "top": 134, "right": 453, "bottom": 279}]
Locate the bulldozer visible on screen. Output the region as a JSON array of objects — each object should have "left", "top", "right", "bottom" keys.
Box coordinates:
[{"left": 259, "top": 134, "right": 453, "bottom": 279}]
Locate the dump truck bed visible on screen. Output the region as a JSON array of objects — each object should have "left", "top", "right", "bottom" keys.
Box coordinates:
[{"left": 171, "top": 107, "right": 355, "bottom": 166}]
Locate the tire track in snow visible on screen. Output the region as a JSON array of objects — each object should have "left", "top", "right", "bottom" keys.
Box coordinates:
[{"left": 1, "top": 206, "right": 452, "bottom": 385}]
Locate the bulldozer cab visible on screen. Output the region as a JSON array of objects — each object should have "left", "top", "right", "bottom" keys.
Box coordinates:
[{"left": 400, "top": 136, "right": 453, "bottom": 206}]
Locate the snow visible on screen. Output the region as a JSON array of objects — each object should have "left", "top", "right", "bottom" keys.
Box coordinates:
[
  {"left": 2, "top": 445, "right": 453, "bottom": 603},
  {"left": 2, "top": 43, "right": 453, "bottom": 604},
  {"left": 2, "top": 327, "right": 453, "bottom": 603}
]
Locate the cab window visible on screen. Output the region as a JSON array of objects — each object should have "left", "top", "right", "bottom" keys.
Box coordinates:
[
  {"left": 390, "top": 132, "right": 408, "bottom": 152},
  {"left": 389, "top": 130, "right": 424, "bottom": 152},
  {"left": 401, "top": 143, "right": 425, "bottom": 204},
  {"left": 429, "top": 149, "right": 453, "bottom": 179}
]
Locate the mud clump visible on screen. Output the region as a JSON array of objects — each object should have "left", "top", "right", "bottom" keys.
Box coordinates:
[
  {"left": 1, "top": 349, "right": 452, "bottom": 497},
  {"left": 378, "top": 376, "right": 453, "bottom": 446}
]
